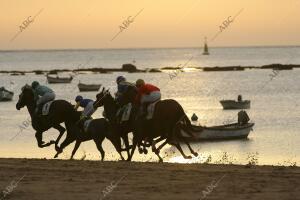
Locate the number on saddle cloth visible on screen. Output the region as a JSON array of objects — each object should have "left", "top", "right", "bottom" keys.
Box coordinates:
[
  {"left": 145, "top": 101, "right": 159, "bottom": 120},
  {"left": 121, "top": 103, "right": 132, "bottom": 122},
  {"left": 41, "top": 101, "right": 54, "bottom": 116}
]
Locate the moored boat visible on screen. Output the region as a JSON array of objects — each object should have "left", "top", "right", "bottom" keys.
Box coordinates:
[
  {"left": 0, "top": 87, "right": 14, "bottom": 101},
  {"left": 181, "top": 110, "right": 254, "bottom": 140},
  {"left": 220, "top": 100, "right": 250, "bottom": 109},
  {"left": 78, "top": 83, "right": 101, "bottom": 92},
  {"left": 46, "top": 75, "right": 73, "bottom": 84},
  {"left": 181, "top": 122, "right": 254, "bottom": 141},
  {"left": 220, "top": 95, "right": 250, "bottom": 109}
]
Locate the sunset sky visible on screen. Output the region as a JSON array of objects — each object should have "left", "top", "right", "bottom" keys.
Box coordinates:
[{"left": 1, "top": 0, "right": 300, "bottom": 50}]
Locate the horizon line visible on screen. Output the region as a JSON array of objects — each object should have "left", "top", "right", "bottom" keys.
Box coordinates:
[{"left": 1, "top": 44, "right": 300, "bottom": 52}]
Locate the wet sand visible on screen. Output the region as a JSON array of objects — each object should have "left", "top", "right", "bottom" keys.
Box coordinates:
[{"left": 0, "top": 158, "right": 299, "bottom": 200}]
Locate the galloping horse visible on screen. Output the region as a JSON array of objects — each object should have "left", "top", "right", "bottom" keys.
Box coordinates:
[
  {"left": 16, "top": 85, "right": 80, "bottom": 151},
  {"left": 95, "top": 88, "right": 199, "bottom": 162},
  {"left": 94, "top": 88, "right": 135, "bottom": 160}
]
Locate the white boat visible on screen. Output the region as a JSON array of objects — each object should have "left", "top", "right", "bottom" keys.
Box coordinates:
[
  {"left": 202, "top": 37, "right": 209, "bottom": 55},
  {"left": 47, "top": 75, "right": 73, "bottom": 84},
  {"left": 181, "top": 123, "right": 254, "bottom": 140},
  {"left": 78, "top": 83, "right": 101, "bottom": 92},
  {"left": 0, "top": 87, "right": 14, "bottom": 101},
  {"left": 220, "top": 100, "right": 250, "bottom": 109}
]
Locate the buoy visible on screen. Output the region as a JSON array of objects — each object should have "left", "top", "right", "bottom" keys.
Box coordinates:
[{"left": 191, "top": 113, "right": 198, "bottom": 121}]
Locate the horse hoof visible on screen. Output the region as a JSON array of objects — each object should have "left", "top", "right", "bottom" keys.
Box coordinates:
[
  {"left": 193, "top": 152, "right": 199, "bottom": 157},
  {"left": 185, "top": 155, "right": 193, "bottom": 159},
  {"left": 50, "top": 140, "right": 56, "bottom": 144},
  {"left": 138, "top": 148, "right": 143, "bottom": 154},
  {"left": 54, "top": 154, "right": 58, "bottom": 158},
  {"left": 159, "top": 159, "right": 163, "bottom": 163},
  {"left": 55, "top": 146, "right": 60, "bottom": 152},
  {"left": 143, "top": 149, "right": 148, "bottom": 154}
]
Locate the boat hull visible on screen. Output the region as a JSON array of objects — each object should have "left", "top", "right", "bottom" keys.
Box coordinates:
[
  {"left": 0, "top": 90, "right": 14, "bottom": 101},
  {"left": 78, "top": 83, "right": 101, "bottom": 92},
  {"left": 220, "top": 100, "right": 250, "bottom": 109},
  {"left": 47, "top": 75, "right": 73, "bottom": 84},
  {"left": 180, "top": 123, "right": 254, "bottom": 141}
]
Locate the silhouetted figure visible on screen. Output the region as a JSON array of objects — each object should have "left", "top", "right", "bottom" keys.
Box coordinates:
[
  {"left": 191, "top": 113, "right": 198, "bottom": 121},
  {"left": 238, "top": 95, "right": 242, "bottom": 102},
  {"left": 238, "top": 110, "right": 250, "bottom": 125}
]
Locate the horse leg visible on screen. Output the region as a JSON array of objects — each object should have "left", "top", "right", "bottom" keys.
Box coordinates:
[
  {"left": 109, "top": 136, "right": 125, "bottom": 161},
  {"left": 53, "top": 124, "right": 66, "bottom": 151},
  {"left": 156, "top": 140, "right": 168, "bottom": 154},
  {"left": 151, "top": 136, "right": 165, "bottom": 153},
  {"left": 93, "top": 138, "right": 105, "bottom": 161},
  {"left": 182, "top": 138, "right": 198, "bottom": 157},
  {"left": 173, "top": 142, "right": 192, "bottom": 159},
  {"left": 70, "top": 140, "right": 81, "bottom": 160},
  {"left": 121, "top": 134, "right": 131, "bottom": 160},
  {"left": 152, "top": 140, "right": 164, "bottom": 163},
  {"left": 54, "top": 135, "right": 75, "bottom": 158},
  {"left": 128, "top": 135, "right": 139, "bottom": 161},
  {"left": 35, "top": 131, "right": 55, "bottom": 148}
]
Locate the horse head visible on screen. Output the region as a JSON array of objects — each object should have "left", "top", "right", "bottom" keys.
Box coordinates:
[
  {"left": 94, "top": 87, "right": 113, "bottom": 108},
  {"left": 16, "top": 84, "right": 36, "bottom": 110}
]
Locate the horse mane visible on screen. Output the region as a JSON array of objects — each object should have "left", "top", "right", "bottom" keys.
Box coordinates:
[{"left": 21, "top": 84, "right": 32, "bottom": 91}]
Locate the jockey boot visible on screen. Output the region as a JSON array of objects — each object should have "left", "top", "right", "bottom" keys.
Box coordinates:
[
  {"left": 35, "top": 104, "right": 43, "bottom": 115},
  {"left": 142, "top": 103, "right": 150, "bottom": 118}
]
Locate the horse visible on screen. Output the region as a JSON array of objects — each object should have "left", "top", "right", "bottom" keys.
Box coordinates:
[
  {"left": 95, "top": 88, "right": 199, "bottom": 162},
  {"left": 65, "top": 118, "right": 127, "bottom": 161},
  {"left": 16, "top": 85, "right": 79, "bottom": 150},
  {"left": 94, "top": 88, "right": 135, "bottom": 160}
]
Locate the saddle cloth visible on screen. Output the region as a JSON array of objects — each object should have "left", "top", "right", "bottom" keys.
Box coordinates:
[
  {"left": 121, "top": 103, "right": 132, "bottom": 122},
  {"left": 146, "top": 101, "right": 159, "bottom": 120},
  {"left": 83, "top": 119, "right": 93, "bottom": 133},
  {"left": 42, "top": 101, "right": 54, "bottom": 116}
]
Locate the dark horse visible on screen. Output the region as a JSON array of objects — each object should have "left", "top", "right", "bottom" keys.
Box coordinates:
[
  {"left": 95, "top": 88, "right": 199, "bottom": 162},
  {"left": 94, "top": 89, "right": 135, "bottom": 160},
  {"left": 16, "top": 85, "right": 79, "bottom": 151},
  {"left": 62, "top": 117, "right": 127, "bottom": 161},
  {"left": 16, "top": 85, "right": 125, "bottom": 161}
]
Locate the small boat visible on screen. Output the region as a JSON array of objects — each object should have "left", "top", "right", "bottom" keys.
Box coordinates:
[
  {"left": 220, "top": 95, "right": 250, "bottom": 109},
  {"left": 202, "top": 37, "right": 209, "bottom": 55},
  {"left": 182, "top": 110, "right": 254, "bottom": 140},
  {"left": 182, "top": 122, "right": 254, "bottom": 140},
  {"left": 0, "top": 87, "right": 14, "bottom": 101},
  {"left": 46, "top": 75, "right": 73, "bottom": 84},
  {"left": 78, "top": 83, "right": 101, "bottom": 92}
]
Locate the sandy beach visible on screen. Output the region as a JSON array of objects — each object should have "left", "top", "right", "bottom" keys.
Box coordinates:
[{"left": 0, "top": 158, "right": 299, "bottom": 200}]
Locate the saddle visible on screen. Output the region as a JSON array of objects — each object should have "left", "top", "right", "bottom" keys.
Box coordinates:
[
  {"left": 77, "top": 116, "right": 93, "bottom": 133},
  {"left": 145, "top": 101, "right": 159, "bottom": 120},
  {"left": 83, "top": 119, "right": 93, "bottom": 133},
  {"left": 116, "top": 103, "right": 132, "bottom": 123},
  {"left": 36, "top": 101, "right": 54, "bottom": 116}
]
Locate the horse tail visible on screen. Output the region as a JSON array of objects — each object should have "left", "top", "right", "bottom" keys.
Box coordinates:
[{"left": 176, "top": 114, "right": 199, "bottom": 138}]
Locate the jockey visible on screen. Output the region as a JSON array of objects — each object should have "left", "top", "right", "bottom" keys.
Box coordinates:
[
  {"left": 115, "top": 76, "right": 137, "bottom": 123},
  {"left": 31, "top": 81, "right": 55, "bottom": 114},
  {"left": 74, "top": 95, "right": 96, "bottom": 119},
  {"left": 135, "top": 79, "right": 161, "bottom": 115},
  {"left": 115, "top": 76, "right": 137, "bottom": 105}
]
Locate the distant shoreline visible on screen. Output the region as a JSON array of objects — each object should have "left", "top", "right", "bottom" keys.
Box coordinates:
[{"left": 0, "top": 63, "right": 299, "bottom": 75}]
